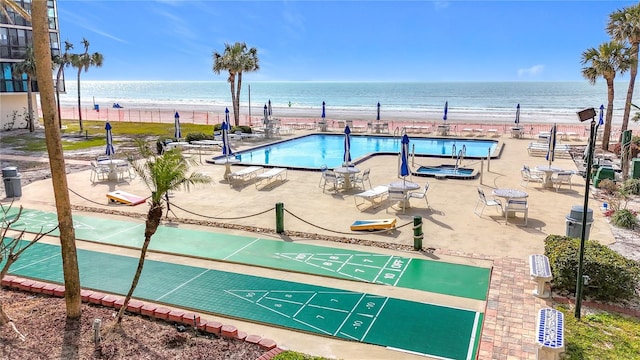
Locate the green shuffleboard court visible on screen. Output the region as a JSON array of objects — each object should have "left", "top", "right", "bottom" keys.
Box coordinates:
[
  {"left": 2, "top": 208, "right": 491, "bottom": 301},
  {"left": 3, "top": 239, "right": 483, "bottom": 359}
]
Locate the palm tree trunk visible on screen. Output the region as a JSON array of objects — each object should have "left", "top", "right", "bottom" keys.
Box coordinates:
[
  {"left": 76, "top": 69, "right": 83, "bottom": 132},
  {"left": 115, "top": 204, "right": 163, "bottom": 324},
  {"left": 32, "top": 0, "right": 82, "bottom": 319},
  {"left": 26, "top": 76, "right": 34, "bottom": 132},
  {"left": 235, "top": 73, "right": 243, "bottom": 127},
  {"left": 622, "top": 43, "right": 638, "bottom": 133},
  {"left": 603, "top": 79, "right": 616, "bottom": 150},
  {"left": 229, "top": 74, "right": 237, "bottom": 127}
]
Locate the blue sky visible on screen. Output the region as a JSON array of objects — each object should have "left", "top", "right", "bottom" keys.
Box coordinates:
[{"left": 57, "top": 0, "right": 637, "bottom": 82}]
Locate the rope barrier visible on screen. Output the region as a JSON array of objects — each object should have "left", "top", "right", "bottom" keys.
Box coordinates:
[
  {"left": 284, "top": 208, "right": 413, "bottom": 235},
  {"left": 168, "top": 201, "right": 275, "bottom": 220}
]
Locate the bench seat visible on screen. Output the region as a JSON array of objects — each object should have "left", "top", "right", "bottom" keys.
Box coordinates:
[
  {"left": 536, "top": 308, "right": 565, "bottom": 359},
  {"left": 530, "top": 254, "right": 552, "bottom": 298}
]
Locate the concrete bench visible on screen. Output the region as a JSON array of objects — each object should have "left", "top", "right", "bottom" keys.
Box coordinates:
[
  {"left": 530, "top": 254, "right": 552, "bottom": 298},
  {"left": 536, "top": 308, "right": 565, "bottom": 360}
]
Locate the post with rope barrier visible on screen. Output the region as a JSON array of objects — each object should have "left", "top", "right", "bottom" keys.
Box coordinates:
[
  {"left": 276, "top": 202, "right": 284, "bottom": 234},
  {"left": 413, "top": 216, "right": 423, "bottom": 250},
  {"left": 487, "top": 148, "right": 491, "bottom": 172}
]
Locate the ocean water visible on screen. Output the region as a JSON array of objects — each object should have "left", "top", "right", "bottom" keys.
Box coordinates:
[{"left": 58, "top": 81, "right": 638, "bottom": 124}]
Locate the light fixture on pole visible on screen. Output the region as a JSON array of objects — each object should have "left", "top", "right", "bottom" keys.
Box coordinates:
[{"left": 574, "top": 107, "right": 597, "bottom": 319}]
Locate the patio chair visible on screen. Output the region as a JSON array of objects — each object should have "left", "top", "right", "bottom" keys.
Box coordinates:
[
  {"left": 551, "top": 171, "right": 573, "bottom": 192},
  {"left": 90, "top": 161, "right": 110, "bottom": 183},
  {"left": 318, "top": 164, "right": 328, "bottom": 188},
  {"left": 351, "top": 168, "right": 372, "bottom": 190},
  {"left": 505, "top": 199, "right": 528, "bottom": 226},
  {"left": 322, "top": 170, "right": 343, "bottom": 193},
  {"left": 474, "top": 187, "right": 502, "bottom": 217},
  {"left": 408, "top": 182, "right": 429, "bottom": 208},
  {"left": 386, "top": 188, "right": 409, "bottom": 214},
  {"left": 520, "top": 165, "right": 544, "bottom": 187}
]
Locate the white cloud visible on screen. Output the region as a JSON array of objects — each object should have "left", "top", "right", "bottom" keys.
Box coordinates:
[{"left": 518, "top": 65, "right": 544, "bottom": 78}]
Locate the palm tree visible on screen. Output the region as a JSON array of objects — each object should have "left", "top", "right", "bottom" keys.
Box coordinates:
[
  {"left": 581, "top": 41, "right": 631, "bottom": 150},
  {"left": 12, "top": 46, "right": 37, "bottom": 132},
  {"left": 607, "top": 4, "right": 640, "bottom": 133},
  {"left": 31, "top": 0, "right": 83, "bottom": 319},
  {"left": 212, "top": 42, "right": 259, "bottom": 127},
  {"left": 53, "top": 41, "right": 74, "bottom": 128},
  {"left": 115, "top": 142, "right": 211, "bottom": 324},
  {"left": 70, "top": 38, "right": 104, "bottom": 132},
  {"left": 0, "top": 0, "right": 30, "bottom": 22}
]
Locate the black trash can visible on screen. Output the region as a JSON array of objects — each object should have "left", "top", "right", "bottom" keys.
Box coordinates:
[
  {"left": 2, "top": 166, "right": 22, "bottom": 198},
  {"left": 565, "top": 206, "right": 593, "bottom": 239}
]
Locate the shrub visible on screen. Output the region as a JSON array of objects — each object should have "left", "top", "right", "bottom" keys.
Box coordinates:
[
  {"left": 598, "top": 179, "right": 618, "bottom": 195},
  {"left": 611, "top": 209, "right": 638, "bottom": 229},
  {"left": 612, "top": 135, "right": 640, "bottom": 158},
  {"left": 622, "top": 178, "right": 640, "bottom": 195},
  {"left": 156, "top": 136, "right": 175, "bottom": 155},
  {"left": 185, "top": 132, "right": 214, "bottom": 142},
  {"left": 544, "top": 235, "right": 640, "bottom": 302}
]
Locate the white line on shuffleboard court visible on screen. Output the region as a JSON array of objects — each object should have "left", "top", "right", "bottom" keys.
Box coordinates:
[
  {"left": 293, "top": 293, "right": 317, "bottom": 318},
  {"left": 360, "top": 296, "right": 389, "bottom": 341},
  {"left": 156, "top": 269, "right": 210, "bottom": 301},
  {"left": 386, "top": 347, "right": 454, "bottom": 360},
  {"left": 11, "top": 253, "right": 60, "bottom": 272},
  {"left": 393, "top": 258, "right": 412, "bottom": 286},
  {"left": 336, "top": 254, "right": 353, "bottom": 272},
  {"left": 223, "top": 239, "right": 259, "bottom": 260},
  {"left": 333, "top": 294, "right": 366, "bottom": 336},
  {"left": 98, "top": 223, "right": 144, "bottom": 241},
  {"left": 466, "top": 312, "right": 480, "bottom": 360}
]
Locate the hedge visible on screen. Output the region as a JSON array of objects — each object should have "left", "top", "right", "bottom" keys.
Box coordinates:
[{"left": 544, "top": 235, "right": 640, "bottom": 302}]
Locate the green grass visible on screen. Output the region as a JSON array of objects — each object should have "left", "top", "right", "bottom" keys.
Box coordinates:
[
  {"left": 62, "top": 119, "right": 212, "bottom": 137},
  {"left": 2, "top": 120, "right": 214, "bottom": 153},
  {"left": 560, "top": 305, "right": 640, "bottom": 359},
  {"left": 272, "top": 351, "right": 331, "bottom": 360}
]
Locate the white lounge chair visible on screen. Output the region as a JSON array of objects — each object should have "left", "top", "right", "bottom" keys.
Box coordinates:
[
  {"left": 521, "top": 165, "right": 544, "bottom": 187},
  {"left": 474, "top": 187, "right": 502, "bottom": 217},
  {"left": 322, "top": 171, "right": 343, "bottom": 193},
  {"left": 505, "top": 199, "right": 528, "bottom": 226},
  {"left": 386, "top": 188, "right": 409, "bottom": 214},
  {"left": 354, "top": 185, "right": 388, "bottom": 210},
  {"left": 227, "top": 166, "right": 263, "bottom": 183},
  {"left": 351, "top": 168, "right": 371, "bottom": 190},
  {"left": 551, "top": 171, "right": 573, "bottom": 192},
  {"left": 255, "top": 168, "right": 287, "bottom": 189},
  {"left": 408, "top": 183, "right": 429, "bottom": 208}
]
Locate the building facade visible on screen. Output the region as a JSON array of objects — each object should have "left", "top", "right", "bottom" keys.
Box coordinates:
[{"left": 0, "top": 0, "right": 62, "bottom": 130}]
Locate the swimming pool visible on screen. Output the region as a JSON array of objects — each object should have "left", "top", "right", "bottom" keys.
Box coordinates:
[
  {"left": 213, "top": 134, "right": 499, "bottom": 170},
  {"left": 414, "top": 165, "right": 477, "bottom": 179}
]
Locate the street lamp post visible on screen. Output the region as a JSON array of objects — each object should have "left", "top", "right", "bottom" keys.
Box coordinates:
[{"left": 575, "top": 107, "right": 597, "bottom": 319}]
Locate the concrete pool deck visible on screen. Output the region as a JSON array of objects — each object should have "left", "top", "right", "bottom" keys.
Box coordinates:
[{"left": 1, "top": 130, "right": 614, "bottom": 359}]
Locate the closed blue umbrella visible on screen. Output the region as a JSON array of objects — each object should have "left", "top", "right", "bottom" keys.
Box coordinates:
[
  {"left": 322, "top": 101, "right": 326, "bottom": 120},
  {"left": 399, "top": 134, "right": 410, "bottom": 179},
  {"left": 343, "top": 125, "right": 352, "bottom": 166},
  {"left": 598, "top": 104, "right": 604, "bottom": 126},
  {"left": 443, "top": 101, "right": 448, "bottom": 121},
  {"left": 515, "top": 104, "right": 520, "bottom": 125},
  {"left": 221, "top": 121, "right": 233, "bottom": 158},
  {"left": 377, "top": 102, "right": 381, "bottom": 121},
  {"left": 263, "top": 104, "right": 269, "bottom": 125},
  {"left": 224, "top": 107, "right": 231, "bottom": 129},
  {"left": 174, "top": 112, "right": 181, "bottom": 139},
  {"left": 105, "top": 121, "right": 115, "bottom": 158},
  {"left": 268, "top": 99, "right": 272, "bottom": 116},
  {"left": 546, "top": 123, "right": 557, "bottom": 166}
]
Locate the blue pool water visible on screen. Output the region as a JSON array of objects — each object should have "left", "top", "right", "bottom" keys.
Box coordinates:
[
  {"left": 414, "top": 165, "right": 477, "bottom": 179},
  {"left": 223, "top": 134, "right": 498, "bottom": 170}
]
